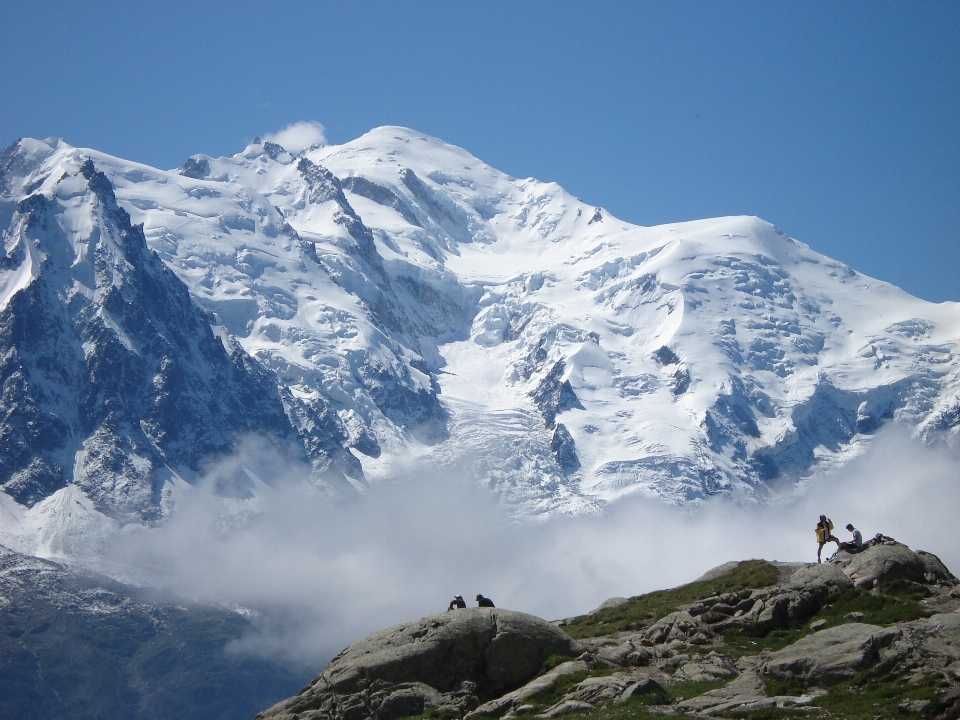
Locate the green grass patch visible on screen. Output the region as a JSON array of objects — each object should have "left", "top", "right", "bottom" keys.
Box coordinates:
[
  {"left": 665, "top": 678, "right": 728, "bottom": 702},
  {"left": 722, "top": 626, "right": 808, "bottom": 658},
  {"left": 811, "top": 673, "right": 941, "bottom": 719},
  {"left": 541, "top": 653, "right": 579, "bottom": 674},
  {"left": 807, "top": 586, "right": 933, "bottom": 630},
  {"left": 526, "top": 671, "right": 592, "bottom": 707},
  {"left": 718, "top": 709, "right": 810, "bottom": 719},
  {"left": 408, "top": 707, "right": 461, "bottom": 720},
  {"left": 762, "top": 678, "right": 808, "bottom": 697},
  {"left": 563, "top": 561, "right": 780, "bottom": 639}
]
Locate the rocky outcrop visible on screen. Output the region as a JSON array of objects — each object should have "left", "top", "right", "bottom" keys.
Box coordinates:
[
  {"left": 676, "top": 562, "right": 852, "bottom": 636},
  {"left": 254, "top": 544, "right": 960, "bottom": 720},
  {"left": 256, "top": 609, "right": 582, "bottom": 720},
  {"left": 760, "top": 623, "right": 902, "bottom": 685},
  {"left": 831, "top": 541, "right": 957, "bottom": 588}
]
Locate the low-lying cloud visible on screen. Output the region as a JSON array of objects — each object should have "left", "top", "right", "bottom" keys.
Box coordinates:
[
  {"left": 101, "top": 426, "right": 960, "bottom": 671},
  {"left": 263, "top": 120, "right": 327, "bottom": 153}
]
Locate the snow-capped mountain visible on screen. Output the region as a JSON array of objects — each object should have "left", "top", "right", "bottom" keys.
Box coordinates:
[{"left": 1, "top": 127, "right": 958, "bottom": 533}]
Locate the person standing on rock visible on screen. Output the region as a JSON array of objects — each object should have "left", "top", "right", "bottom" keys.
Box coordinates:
[
  {"left": 448, "top": 595, "right": 466, "bottom": 610},
  {"left": 816, "top": 514, "right": 840, "bottom": 562},
  {"left": 476, "top": 594, "right": 495, "bottom": 608}
]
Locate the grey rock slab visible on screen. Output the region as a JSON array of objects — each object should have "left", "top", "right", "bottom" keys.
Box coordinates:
[
  {"left": 673, "top": 654, "right": 738, "bottom": 682},
  {"left": 258, "top": 609, "right": 581, "bottom": 720},
  {"left": 832, "top": 543, "right": 932, "bottom": 588},
  {"left": 916, "top": 550, "right": 958, "bottom": 584},
  {"left": 783, "top": 561, "right": 852, "bottom": 591},
  {"left": 326, "top": 608, "right": 579, "bottom": 695},
  {"left": 565, "top": 675, "right": 636, "bottom": 705},
  {"left": 596, "top": 641, "right": 637, "bottom": 667},
  {"left": 590, "top": 597, "right": 629, "bottom": 614},
  {"left": 615, "top": 678, "right": 664, "bottom": 704},
  {"left": 675, "top": 669, "right": 765, "bottom": 714},
  {"left": 759, "top": 623, "right": 901, "bottom": 686},
  {"left": 466, "top": 660, "right": 590, "bottom": 718},
  {"left": 898, "top": 699, "right": 931, "bottom": 713},
  {"left": 899, "top": 613, "right": 960, "bottom": 673},
  {"left": 537, "top": 700, "right": 594, "bottom": 718}
]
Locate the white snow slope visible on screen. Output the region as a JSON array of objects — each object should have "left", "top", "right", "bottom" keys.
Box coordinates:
[{"left": 2, "top": 127, "right": 959, "bottom": 536}]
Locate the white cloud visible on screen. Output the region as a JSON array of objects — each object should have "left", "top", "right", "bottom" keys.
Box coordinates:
[
  {"left": 263, "top": 121, "right": 327, "bottom": 153},
  {"left": 98, "top": 426, "right": 960, "bottom": 671}
]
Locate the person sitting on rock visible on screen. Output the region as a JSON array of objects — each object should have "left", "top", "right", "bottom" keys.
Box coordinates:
[
  {"left": 448, "top": 595, "right": 466, "bottom": 610},
  {"left": 816, "top": 514, "right": 841, "bottom": 562},
  {"left": 839, "top": 524, "right": 864, "bottom": 552},
  {"left": 476, "top": 594, "right": 495, "bottom": 608}
]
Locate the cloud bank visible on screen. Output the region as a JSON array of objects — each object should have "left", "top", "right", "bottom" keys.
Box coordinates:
[
  {"left": 263, "top": 121, "right": 327, "bottom": 153},
  {"left": 101, "top": 426, "right": 960, "bottom": 670}
]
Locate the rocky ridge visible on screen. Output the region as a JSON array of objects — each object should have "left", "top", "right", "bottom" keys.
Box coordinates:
[{"left": 257, "top": 540, "right": 960, "bottom": 720}]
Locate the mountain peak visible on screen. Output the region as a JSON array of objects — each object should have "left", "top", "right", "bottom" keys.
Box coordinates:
[{"left": 1, "top": 128, "right": 958, "bottom": 537}]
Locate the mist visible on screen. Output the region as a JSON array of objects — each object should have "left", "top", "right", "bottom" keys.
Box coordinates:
[{"left": 102, "top": 426, "right": 960, "bottom": 671}]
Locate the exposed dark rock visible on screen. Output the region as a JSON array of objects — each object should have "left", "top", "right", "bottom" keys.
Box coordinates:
[
  {"left": 341, "top": 176, "right": 422, "bottom": 227},
  {"left": 0, "top": 161, "right": 345, "bottom": 520},
  {"left": 297, "top": 158, "right": 383, "bottom": 272},
  {"left": 262, "top": 141, "right": 292, "bottom": 162},
  {"left": 400, "top": 168, "right": 453, "bottom": 226},
  {"left": 531, "top": 361, "right": 584, "bottom": 427},
  {"left": 358, "top": 359, "right": 448, "bottom": 444},
  {"left": 178, "top": 156, "right": 210, "bottom": 179},
  {"left": 653, "top": 346, "right": 680, "bottom": 366},
  {"left": 551, "top": 423, "right": 581, "bottom": 474},
  {"left": 671, "top": 367, "right": 691, "bottom": 395}
]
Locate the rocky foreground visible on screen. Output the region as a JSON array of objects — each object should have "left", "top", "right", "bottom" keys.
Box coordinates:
[{"left": 257, "top": 540, "right": 960, "bottom": 720}]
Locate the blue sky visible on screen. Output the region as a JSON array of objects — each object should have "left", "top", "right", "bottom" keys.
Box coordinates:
[{"left": 2, "top": 0, "right": 958, "bottom": 301}]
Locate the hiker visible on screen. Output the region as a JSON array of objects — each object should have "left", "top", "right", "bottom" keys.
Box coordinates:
[
  {"left": 816, "top": 514, "right": 841, "bottom": 562},
  {"left": 476, "top": 594, "right": 495, "bottom": 608},
  {"left": 448, "top": 595, "right": 466, "bottom": 610},
  {"left": 839, "top": 524, "right": 864, "bottom": 552}
]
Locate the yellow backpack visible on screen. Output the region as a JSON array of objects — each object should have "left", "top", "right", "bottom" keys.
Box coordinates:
[{"left": 815, "top": 519, "right": 834, "bottom": 543}]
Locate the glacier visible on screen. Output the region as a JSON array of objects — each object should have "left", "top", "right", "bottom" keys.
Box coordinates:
[{"left": 1, "top": 127, "right": 958, "bottom": 548}]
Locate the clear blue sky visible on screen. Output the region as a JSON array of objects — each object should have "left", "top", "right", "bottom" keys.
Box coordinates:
[{"left": 2, "top": 0, "right": 958, "bottom": 302}]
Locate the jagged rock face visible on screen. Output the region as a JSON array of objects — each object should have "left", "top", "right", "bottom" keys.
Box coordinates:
[
  {"left": 256, "top": 609, "right": 582, "bottom": 720},
  {"left": 0, "top": 159, "right": 313, "bottom": 520},
  {"left": 1, "top": 137, "right": 466, "bottom": 523}
]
